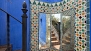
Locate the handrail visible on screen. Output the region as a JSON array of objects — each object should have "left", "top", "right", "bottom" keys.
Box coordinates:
[{"left": 0, "top": 8, "right": 22, "bottom": 24}]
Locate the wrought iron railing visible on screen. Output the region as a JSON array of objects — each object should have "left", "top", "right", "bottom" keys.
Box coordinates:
[{"left": 0, "top": 1, "right": 28, "bottom": 51}]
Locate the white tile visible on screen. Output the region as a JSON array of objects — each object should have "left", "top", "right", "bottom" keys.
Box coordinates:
[{"left": 30, "top": 0, "right": 34, "bottom": 3}]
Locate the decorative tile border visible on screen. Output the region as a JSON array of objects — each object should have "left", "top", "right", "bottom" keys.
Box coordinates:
[
  {"left": 86, "top": 0, "right": 90, "bottom": 51},
  {"left": 30, "top": 0, "right": 89, "bottom": 51}
]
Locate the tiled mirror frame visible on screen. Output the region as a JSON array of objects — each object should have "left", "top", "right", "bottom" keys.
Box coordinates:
[{"left": 30, "top": 0, "right": 89, "bottom": 51}]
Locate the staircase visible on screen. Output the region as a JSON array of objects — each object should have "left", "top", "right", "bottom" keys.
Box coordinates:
[
  {"left": 51, "top": 33, "right": 60, "bottom": 49},
  {"left": 62, "top": 34, "right": 71, "bottom": 44},
  {"left": 51, "top": 25, "right": 74, "bottom": 51},
  {"left": 0, "top": 45, "right": 22, "bottom": 51},
  {"left": 51, "top": 25, "right": 60, "bottom": 49},
  {"left": 0, "top": 45, "right": 12, "bottom": 51},
  {"left": 62, "top": 28, "right": 74, "bottom": 51},
  {"left": 0, "top": 45, "right": 7, "bottom": 51}
]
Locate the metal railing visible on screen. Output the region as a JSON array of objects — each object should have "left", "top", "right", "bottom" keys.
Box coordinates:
[{"left": 0, "top": 1, "right": 28, "bottom": 51}]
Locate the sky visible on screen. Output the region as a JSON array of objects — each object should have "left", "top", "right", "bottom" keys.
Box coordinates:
[{"left": 52, "top": 14, "right": 61, "bottom": 22}]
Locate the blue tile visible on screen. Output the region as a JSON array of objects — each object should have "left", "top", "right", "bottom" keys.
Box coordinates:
[
  {"left": 87, "top": 25, "right": 90, "bottom": 31},
  {"left": 87, "top": 31, "right": 90, "bottom": 36},
  {"left": 87, "top": 48, "right": 90, "bottom": 51},
  {"left": 87, "top": 36, "right": 90, "bottom": 41},
  {"left": 87, "top": 41, "right": 90, "bottom": 47},
  {"left": 87, "top": 8, "right": 90, "bottom": 13},
  {"left": 87, "top": 14, "right": 90, "bottom": 19},
  {"left": 87, "top": 19, "right": 90, "bottom": 24},
  {"left": 87, "top": 2, "right": 90, "bottom": 7},
  {"left": 87, "top": 0, "right": 90, "bottom": 2}
]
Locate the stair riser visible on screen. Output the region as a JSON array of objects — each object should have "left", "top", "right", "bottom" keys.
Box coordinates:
[
  {"left": 0, "top": 45, "right": 12, "bottom": 51},
  {"left": 51, "top": 34, "right": 55, "bottom": 37},
  {"left": 65, "top": 37, "right": 71, "bottom": 40},
  {"left": 62, "top": 41, "right": 70, "bottom": 44},
  {"left": 51, "top": 38, "right": 57, "bottom": 41},
  {"left": 51, "top": 42, "right": 60, "bottom": 45}
]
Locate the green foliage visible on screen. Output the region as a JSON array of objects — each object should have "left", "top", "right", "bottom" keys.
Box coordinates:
[
  {"left": 51, "top": 15, "right": 60, "bottom": 34},
  {"left": 52, "top": 15, "right": 59, "bottom": 25},
  {"left": 62, "top": 17, "right": 71, "bottom": 34}
]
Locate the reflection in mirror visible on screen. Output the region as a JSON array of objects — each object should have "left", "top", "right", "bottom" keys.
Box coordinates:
[
  {"left": 39, "top": 13, "right": 50, "bottom": 50},
  {"left": 62, "top": 16, "right": 74, "bottom": 51},
  {"left": 39, "top": 13, "right": 75, "bottom": 50},
  {"left": 51, "top": 14, "right": 61, "bottom": 50},
  {"left": 46, "top": 14, "right": 51, "bottom": 48}
]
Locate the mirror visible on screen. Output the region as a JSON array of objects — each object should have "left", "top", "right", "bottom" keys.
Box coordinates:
[
  {"left": 62, "top": 16, "right": 74, "bottom": 51},
  {"left": 51, "top": 14, "right": 61, "bottom": 50},
  {"left": 39, "top": 13, "right": 50, "bottom": 50},
  {"left": 39, "top": 13, "right": 61, "bottom": 50},
  {"left": 39, "top": 11, "right": 75, "bottom": 51}
]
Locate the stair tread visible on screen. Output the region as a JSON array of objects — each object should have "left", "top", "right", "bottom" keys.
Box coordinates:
[
  {"left": 0, "top": 45, "right": 11, "bottom": 48},
  {"left": 0, "top": 45, "right": 12, "bottom": 51},
  {"left": 62, "top": 39, "right": 70, "bottom": 42},
  {"left": 0, "top": 48, "right": 7, "bottom": 51},
  {"left": 53, "top": 45, "right": 60, "bottom": 49},
  {"left": 65, "top": 36, "right": 71, "bottom": 39},
  {"left": 51, "top": 37, "right": 56, "bottom": 38},
  {"left": 62, "top": 43, "right": 66, "bottom": 45},
  {"left": 51, "top": 40, "right": 59, "bottom": 42}
]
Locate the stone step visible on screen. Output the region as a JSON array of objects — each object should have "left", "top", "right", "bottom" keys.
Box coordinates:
[
  {"left": 0, "top": 45, "right": 7, "bottom": 51},
  {"left": 65, "top": 36, "right": 71, "bottom": 40},
  {"left": 51, "top": 34, "right": 55, "bottom": 37},
  {"left": 0, "top": 45, "right": 12, "bottom": 51},
  {"left": 62, "top": 39, "right": 70, "bottom": 44},
  {"left": 62, "top": 43, "right": 66, "bottom": 46},
  {"left": 51, "top": 37, "right": 57, "bottom": 41},
  {"left": 51, "top": 41, "right": 60, "bottom": 45},
  {"left": 53, "top": 45, "right": 60, "bottom": 49},
  {"left": 0, "top": 48, "right": 7, "bottom": 51}
]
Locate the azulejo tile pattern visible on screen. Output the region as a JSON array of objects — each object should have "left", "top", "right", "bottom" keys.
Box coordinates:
[
  {"left": 31, "top": 4, "right": 39, "bottom": 51},
  {"left": 30, "top": 0, "right": 89, "bottom": 51}
]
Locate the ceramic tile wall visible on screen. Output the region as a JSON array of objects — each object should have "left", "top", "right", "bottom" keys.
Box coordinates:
[
  {"left": 86, "top": 0, "right": 90, "bottom": 51},
  {"left": 30, "top": 0, "right": 90, "bottom": 51}
]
